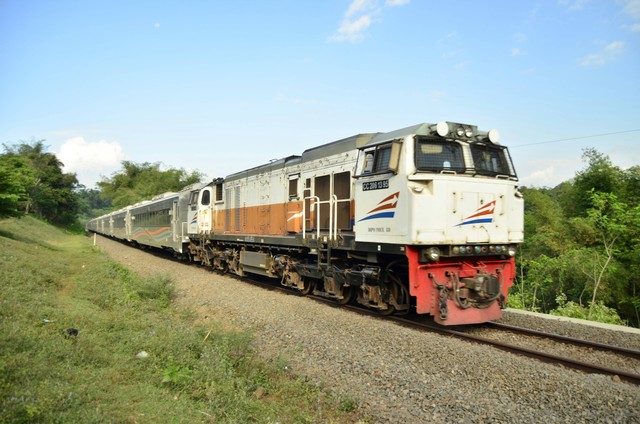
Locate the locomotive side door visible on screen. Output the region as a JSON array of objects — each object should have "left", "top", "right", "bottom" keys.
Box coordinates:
[
  {"left": 286, "top": 173, "right": 302, "bottom": 233},
  {"left": 197, "top": 187, "right": 213, "bottom": 234},
  {"left": 187, "top": 190, "right": 199, "bottom": 235}
]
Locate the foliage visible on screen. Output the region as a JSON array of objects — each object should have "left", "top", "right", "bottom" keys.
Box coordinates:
[
  {"left": 0, "top": 216, "right": 360, "bottom": 423},
  {"left": 0, "top": 154, "right": 34, "bottom": 218},
  {"left": 515, "top": 148, "right": 640, "bottom": 327},
  {"left": 1, "top": 140, "right": 80, "bottom": 225},
  {"left": 75, "top": 186, "right": 112, "bottom": 223},
  {"left": 98, "top": 161, "right": 203, "bottom": 209},
  {"left": 550, "top": 294, "right": 626, "bottom": 325}
]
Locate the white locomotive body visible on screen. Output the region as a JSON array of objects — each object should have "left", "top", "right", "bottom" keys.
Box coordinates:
[{"left": 88, "top": 121, "right": 523, "bottom": 325}]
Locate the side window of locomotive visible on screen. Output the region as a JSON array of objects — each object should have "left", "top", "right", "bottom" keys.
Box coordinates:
[
  {"left": 189, "top": 191, "right": 198, "bottom": 210},
  {"left": 415, "top": 140, "right": 464, "bottom": 172},
  {"left": 374, "top": 146, "right": 392, "bottom": 172},
  {"left": 215, "top": 182, "right": 223, "bottom": 202},
  {"left": 288, "top": 175, "right": 299, "bottom": 200},
  {"left": 201, "top": 190, "right": 210, "bottom": 206},
  {"left": 360, "top": 143, "right": 397, "bottom": 175},
  {"left": 470, "top": 144, "right": 510, "bottom": 176}
]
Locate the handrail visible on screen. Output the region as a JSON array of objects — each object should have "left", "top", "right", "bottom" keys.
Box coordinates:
[
  {"left": 303, "top": 193, "right": 345, "bottom": 242},
  {"left": 302, "top": 195, "right": 321, "bottom": 239},
  {"left": 181, "top": 221, "right": 188, "bottom": 241},
  {"left": 331, "top": 194, "right": 338, "bottom": 241}
]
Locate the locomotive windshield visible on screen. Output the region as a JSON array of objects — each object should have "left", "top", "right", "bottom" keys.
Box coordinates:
[
  {"left": 415, "top": 137, "right": 517, "bottom": 178},
  {"left": 415, "top": 138, "right": 465, "bottom": 172},
  {"left": 469, "top": 143, "right": 517, "bottom": 178}
]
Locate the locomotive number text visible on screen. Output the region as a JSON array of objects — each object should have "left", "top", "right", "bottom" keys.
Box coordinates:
[{"left": 362, "top": 179, "right": 389, "bottom": 191}]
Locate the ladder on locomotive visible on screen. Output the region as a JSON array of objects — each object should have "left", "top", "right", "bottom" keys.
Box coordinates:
[{"left": 301, "top": 171, "right": 352, "bottom": 268}]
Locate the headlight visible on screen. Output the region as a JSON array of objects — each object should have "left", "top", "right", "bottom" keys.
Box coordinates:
[
  {"left": 488, "top": 128, "right": 500, "bottom": 143},
  {"left": 465, "top": 127, "right": 474, "bottom": 138},
  {"left": 507, "top": 245, "right": 517, "bottom": 256},
  {"left": 456, "top": 126, "right": 465, "bottom": 137},
  {"left": 425, "top": 247, "right": 440, "bottom": 262}
]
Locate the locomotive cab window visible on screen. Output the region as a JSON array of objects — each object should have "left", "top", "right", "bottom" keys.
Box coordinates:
[
  {"left": 189, "top": 191, "right": 199, "bottom": 210},
  {"left": 415, "top": 138, "right": 465, "bottom": 173},
  {"left": 356, "top": 141, "right": 402, "bottom": 177}
]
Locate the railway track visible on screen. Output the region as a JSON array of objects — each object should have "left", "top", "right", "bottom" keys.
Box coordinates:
[
  {"left": 389, "top": 315, "right": 640, "bottom": 386},
  {"left": 302, "top": 292, "right": 640, "bottom": 386}
]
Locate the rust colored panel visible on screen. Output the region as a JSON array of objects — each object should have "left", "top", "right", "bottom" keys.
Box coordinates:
[
  {"left": 219, "top": 202, "right": 288, "bottom": 236},
  {"left": 286, "top": 201, "right": 303, "bottom": 233}
]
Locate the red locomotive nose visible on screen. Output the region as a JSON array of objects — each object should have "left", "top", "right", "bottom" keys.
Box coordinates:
[{"left": 406, "top": 246, "right": 515, "bottom": 325}]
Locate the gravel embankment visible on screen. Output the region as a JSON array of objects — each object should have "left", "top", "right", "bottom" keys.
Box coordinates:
[{"left": 95, "top": 236, "right": 640, "bottom": 423}]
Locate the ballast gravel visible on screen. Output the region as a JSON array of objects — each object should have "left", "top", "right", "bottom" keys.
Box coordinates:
[{"left": 95, "top": 236, "right": 640, "bottom": 423}]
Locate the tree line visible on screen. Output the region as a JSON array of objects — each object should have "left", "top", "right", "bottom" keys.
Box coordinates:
[
  {"left": 1, "top": 140, "right": 638, "bottom": 326},
  {"left": 0, "top": 140, "right": 202, "bottom": 229},
  {"left": 514, "top": 149, "right": 640, "bottom": 326}
]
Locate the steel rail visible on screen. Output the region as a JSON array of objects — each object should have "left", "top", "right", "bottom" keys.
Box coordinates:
[
  {"left": 485, "top": 321, "right": 640, "bottom": 360},
  {"left": 387, "top": 315, "right": 640, "bottom": 386},
  {"left": 252, "top": 289, "right": 640, "bottom": 386}
]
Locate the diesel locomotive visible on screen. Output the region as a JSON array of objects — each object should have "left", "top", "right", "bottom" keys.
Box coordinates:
[{"left": 87, "top": 121, "right": 524, "bottom": 325}]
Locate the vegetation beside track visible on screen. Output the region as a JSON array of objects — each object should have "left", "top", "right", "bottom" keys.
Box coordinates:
[{"left": 0, "top": 216, "right": 360, "bottom": 423}]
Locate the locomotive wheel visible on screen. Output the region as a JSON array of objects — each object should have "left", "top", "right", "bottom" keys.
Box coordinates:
[
  {"left": 301, "top": 278, "right": 315, "bottom": 295},
  {"left": 338, "top": 286, "right": 354, "bottom": 305},
  {"left": 378, "top": 304, "right": 396, "bottom": 316}
]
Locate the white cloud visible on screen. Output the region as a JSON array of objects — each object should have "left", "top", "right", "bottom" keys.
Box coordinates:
[
  {"left": 57, "top": 137, "right": 127, "bottom": 187},
  {"left": 511, "top": 48, "right": 523, "bottom": 56},
  {"left": 345, "top": 0, "right": 374, "bottom": 18},
  {"left": 579, "top": 40, "right": 624, "bottom": 66},
  {"left": 454, "top": 61, "right": 469, "bottom": 70},
  {"left": 520, "top": 166, "right": 558, "bottom": 187},
  {"left": 330, "top": 0, "right": 410, "bottom": 43},
  {"left": 623, "top": 0, "right": 640, "bottom": 31},
  {"left": 558, "top": 0, "right": 588, "bottom": 13},
  {"left": 331, "top": 15, "right": 373, "bottom": 42},
  {"left": 624, "top": 0, "right": 640, "bottom": 19},
  {"left": 386, "top": 0, "right": 410, "bottom": 5}
]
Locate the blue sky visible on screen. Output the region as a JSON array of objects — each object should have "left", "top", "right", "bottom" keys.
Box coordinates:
[{"left": 1, "top": 0, "right": 639, "bottom": 189}]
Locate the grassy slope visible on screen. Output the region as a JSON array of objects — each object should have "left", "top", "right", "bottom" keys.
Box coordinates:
[{"left": 0, "top": 217, "right": 360, "bottom": 423}]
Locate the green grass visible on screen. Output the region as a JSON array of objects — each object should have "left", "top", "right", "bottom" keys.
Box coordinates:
[{"left": 0, "top": 216, "right": 362, "bottom": 423}]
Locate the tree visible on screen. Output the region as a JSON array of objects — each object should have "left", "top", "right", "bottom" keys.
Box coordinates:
[
  {"left": 0, "top": 155, "right": 35, "bottom": 217},
  {"left": 571, "top": 191, "right": 640, "bottom": 318},
  {"left": 520, "top": 187, "right": 572, "bottom": 258},
  {"left": 566, "top": 148, "right": 624, "bottom": 217},
  {"left": 514, "top": 149, "right": 640, "bottom": 326},
  {"left": 1, "top": 140, "right": 80, "bottom": 225},
  {"left": 98, "top": 161, "right": 203, "bottom": 209},
  {"left": 75, "top": 186, "right": 113, "bottom": 224}
]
